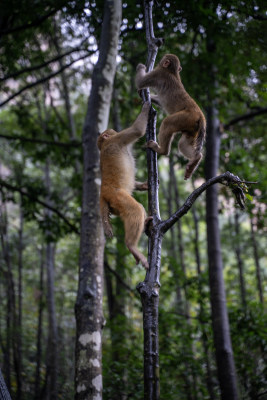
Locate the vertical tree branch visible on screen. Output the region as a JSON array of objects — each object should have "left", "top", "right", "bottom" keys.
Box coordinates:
[{"left": 136, "top": 2, "right": 163, "bottom": 399}]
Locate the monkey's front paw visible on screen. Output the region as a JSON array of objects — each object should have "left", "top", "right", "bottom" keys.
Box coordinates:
[
  {"left": 104, "top": 227, "right": 113, "bottom": 238},
  {"left": 140, "top": 257, "right": 149, "bottom": 270},
  {"left": 136, "top": 63, "right": 146, "bottom": 71},
  {"left": 146, "top": 140, "right": 159, "bottom": 151},
  {"left": 184, "top": 166, "right": 192, "bottom": 180},
  {"left": 142, "top": 101, "right": 150, "bottom": 113}
]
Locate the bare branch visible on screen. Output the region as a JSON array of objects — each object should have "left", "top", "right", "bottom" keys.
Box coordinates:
[
  {"left": 0, "top": 179, "right": 79, "bottom": 234},
  {"left": 0, "top": 7, "right": 61, "bottom": 36},
  {"left": 0, "top": 38, "right": 90, "bottom": 82},
  {"left": 104, "top": 262, "right": 137, "bottom": 295},
  {"left": 160, "top": 171, "right": 257, "bottom": 234},
  {"left": 224, "top": 107, "right": 267, "bottom": 130},
  {"left": 0, "top": 53, "right": 94, "bottom": 108},
  {"left": 0, "top": 134, "right": 81, "bottom": 147}
]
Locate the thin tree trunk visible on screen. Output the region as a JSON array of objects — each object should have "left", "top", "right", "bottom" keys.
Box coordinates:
[
  {"left": 136, "top": 5, "right": 162, "bottom": 397},
  {"left": 16, "top": 196, "right": 23, "bottom": 400},
  {"left": 104, "top": 256, "right": 128, "bottom": 400},
  {"left": 43, "top": 161, "right": 58, "bottom": 400},
  {"left": 250, "top": 218, "right": 263, "bottom": 304},
  {"left": 0, "top": 200, "right": 11, "bottom": 392},
  {"left": 0, "top": 199, "right": 20, "bottom": 397},
  {"left": 233, "top": 213, "right": 246, "bottom": 308},
  {"left": 159, "top": 164, "right": 182, "bottom": 307},
  {"left": 75, "top": 1, "right": 121, "bottom": 399},
  {"left": 192, "top": 206, "right": 216, "bottom": 400},
  {"left": 169, "top": 158, "right": 190, "bottom": 317},
  {"left": 34, "top": 247, "right": 45, "bottom": 400},
  {"left": 169, "top": 159, "right": 198, "bottom": 400},
  {"left": 205, "top": 103, "right": 239, "bottom": 400}
]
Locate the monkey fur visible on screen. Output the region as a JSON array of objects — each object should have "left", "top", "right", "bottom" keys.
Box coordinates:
[
  {"left": 136, "top": 54, "right": 206, "bottom": 180},
  {"left": 97, "top": 102, "right": 151, "bottom": 269}
]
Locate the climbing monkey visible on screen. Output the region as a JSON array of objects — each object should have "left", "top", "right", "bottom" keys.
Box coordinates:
[
  {"left": 136, "top": 54, "right": 206, "bottom": 180},
  {"left": 97, "top": 102, "right": 151, "bottom": 269}
]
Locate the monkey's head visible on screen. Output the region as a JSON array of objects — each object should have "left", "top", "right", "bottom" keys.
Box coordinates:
[
  {"left": 97, "top": 129, "right": 117, "bottom": 150},
  {"left": 159, "top": 54, "right": 182, "bottom": 75}
]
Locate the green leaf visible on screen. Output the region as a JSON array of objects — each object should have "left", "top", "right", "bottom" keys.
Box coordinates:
[{"left": 245, "top": 193, "right": 253, "bottom": 201}]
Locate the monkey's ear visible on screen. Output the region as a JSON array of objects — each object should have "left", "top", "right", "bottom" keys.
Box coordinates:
[
  {"left": 162, "top": 59, "right": 170, "bottom": 68},
  {"left": 179, "top": 66, "right": 182, "bottom": 72}
]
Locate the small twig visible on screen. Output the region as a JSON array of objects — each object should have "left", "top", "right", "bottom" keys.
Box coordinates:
[
  {"left": 160, "top": 171, "right": 257, "bottom": 234},
  {"left": 104, "top": 262, "right": 137, "bottom": 296},
  {"left": 224, "top": 107, "right": 267, "bottom": 129},
  {"left": 0, "top": 53, "right": 94, "bottom": 108},
  {"left": 0, "top": 37, "right": 90, "bottom": 82},
  {"left": 0, "top": 179, "right": 79, "bottom": 234}
]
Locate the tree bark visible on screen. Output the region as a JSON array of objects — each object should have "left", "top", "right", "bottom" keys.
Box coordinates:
[
  {"left": 250, "top": 218, "right": 263, "bottom": 304},
  {"left": 75, "top": 1, "right": 121, "bottom": 399},
  {"left": 136, "top": 3, "right": 163, "bottom": 399},
  {"left": 0, "top": 198, "right": 20, "bottom": 397},
  {"left": 0, "top": 369, "right": 12, "bottom": 400},
  {"left": 205, "top": 104, "right": 239, "bottom": 400}
]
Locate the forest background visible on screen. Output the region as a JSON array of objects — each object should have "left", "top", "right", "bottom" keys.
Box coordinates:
[{"left": 0, "top": 0, "right": 266, "bottom": 399}]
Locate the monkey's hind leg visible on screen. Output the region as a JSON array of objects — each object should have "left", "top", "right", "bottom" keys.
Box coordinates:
[
  {"left": 147, "top": 115, "right": 179, "bottom": 156},
  {"left": 178, "top": 134, "right": 202, "bottom": 180},
  {"left": 100, "top": 197, "right": 113, "bottom": 238},
  {"left": 115, "top": 191, "right": 148, "bottom": 269}
]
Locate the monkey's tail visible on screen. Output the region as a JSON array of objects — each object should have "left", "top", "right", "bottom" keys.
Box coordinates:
[{"left": 195, "top": 118, "right": 206, "bottom": 155}]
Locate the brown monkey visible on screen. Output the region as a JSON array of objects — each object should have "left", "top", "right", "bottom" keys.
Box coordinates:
[
  {"left": 136, "top": 54, "right": 206, "bottom": 180},
  {"left": 97, "top": 102, "right": 151, "bottom": 269}
]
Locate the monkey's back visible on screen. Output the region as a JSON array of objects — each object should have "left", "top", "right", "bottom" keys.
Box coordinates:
[
  {"left": 157, "top": 74, "right": 204, "bottom": 119},
  {"left": 100, "top": 141, "right": 135, "bottom": 196}
]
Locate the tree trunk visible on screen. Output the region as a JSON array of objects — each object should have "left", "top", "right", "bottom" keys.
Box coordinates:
[
  {"left": 0, "top": 368, "right": 12, "bottom": 400},
  {"left": 159, "top": 162, "right": 182, "bottom": 307},
  {"left": 34, "top": 247, "right": 45, "bottom": 400},
  {"left": 16, "top": 195, "right": 23, "bottom": 400},
  {"left": 233, "top": 213, "right": 246, "bottom": 308},
  {"left": 0, "top": 199, "right": 19, "bottom": 397},
  {"left": 250, "top": 218, "right": 263, "bottom": 304},
  {"left": 0, "top": 200, "right": 11, "bottom": 393},
  {"left": 192, "top": 206, "right": 216, "bottom": 400},
  {"left": 104, "top": 256, "right": 128, "bottom": 400},
  {"left": 170, "top": 158, "right": 190, "bottom": 316},
  {"left": 205, "top": 104, "right": 239, "bottom": 400},
  {"left": 43, "top": 161, "right": 58, "bottom": 400},
  {"left": 137, "top": 87, "right": 161, "bottom": 400},
  {"left": 75, "top": 1, "right": 121, "bottom": 399}
]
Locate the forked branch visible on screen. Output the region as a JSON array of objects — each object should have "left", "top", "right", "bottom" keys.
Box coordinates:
[{"left": 160, "top": 171, "right": 257, "bottom": 234}]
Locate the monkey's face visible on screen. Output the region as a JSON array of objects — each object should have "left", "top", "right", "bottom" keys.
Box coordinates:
[
  {"left": 160, "top": 54, "right": 182, "bottom": 75},
  {"left": 97, "top": 129, "right": 117, "bottom": 150}
]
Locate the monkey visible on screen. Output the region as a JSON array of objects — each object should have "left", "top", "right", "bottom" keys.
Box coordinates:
[
  {"left": 135, "top": 54, "right": 206, "bottom": 180},
  {"left": 97, "top": 102, "right": 151, "bottom": 269}
]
